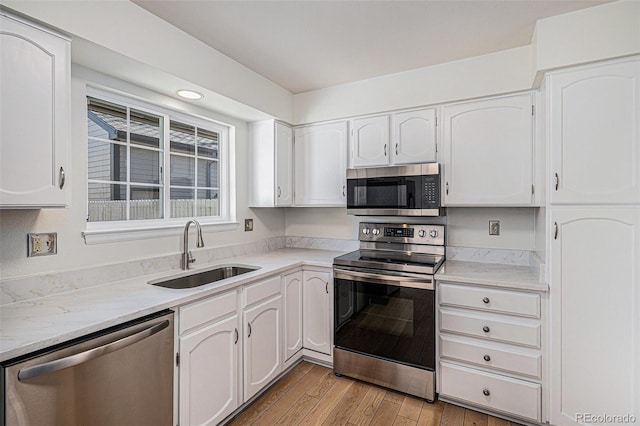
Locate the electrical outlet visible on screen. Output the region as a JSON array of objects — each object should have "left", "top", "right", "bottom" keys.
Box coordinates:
[
  {"left": 244, "top": 218, "right": 254, "bottom": 232},
  {"left": 28, "top": 233, "right": 57, "bottom": 256},
  {"left": 489, "top": 221, "right": 500, "bottom": 236}
]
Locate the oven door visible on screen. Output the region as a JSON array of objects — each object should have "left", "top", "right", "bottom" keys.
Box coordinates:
[{"left": 333, "top": 267, "right": 435, "bottom": 371}]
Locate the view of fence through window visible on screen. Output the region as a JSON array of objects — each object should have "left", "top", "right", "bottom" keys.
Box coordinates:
[{"left": 87, "top": 96, "right": 220, "bottom": 222}]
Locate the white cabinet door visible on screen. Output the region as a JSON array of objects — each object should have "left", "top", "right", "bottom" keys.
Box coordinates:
[
  {"left": 179, "top": 314, "right": 240, "bottom": 426},
  {"left": 442, "top": 94, "right": 534, "bottom": 206},
  {"left": 248, "top": 120, "right": 293, "bottom": 207},
  {"left": 350, "top": 115, "right": 390, "bottom": 168},
  {"left": 243, "top": 295, "right": 282, "bottom": 400},
  {"left": 294, "top": 121, "right": 348, "bottom": 206},
  {"left": 549, "top": 208, "right": 640, "bottom": 426},
  {"left": 549, "top": 59, "right": 640, "bottom": 205},
  {"left": 303, "top": 270, "right": 332, "bottom": 355},
  {"left": 283, "top": 271, "right": 303, "bottom": 361},
  {"left": 0, "top": 13, "right": 70, "bottom": 208},
  {"left": 275, "top": 122, "right": 294, "bottom": 206},
  {"left": 391, "top": 108, "right": 437, "bottom": 165}
]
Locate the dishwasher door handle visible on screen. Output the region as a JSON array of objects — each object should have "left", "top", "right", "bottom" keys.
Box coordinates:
[{"left": 17, "top": 319, "right": 170, "bottom": 381}]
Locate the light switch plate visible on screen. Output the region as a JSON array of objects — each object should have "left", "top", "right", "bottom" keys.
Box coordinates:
[
  {"left": 489, "top": 221, "right": 500, "bottom": 236},
  {"left": 244, "top": 218, "right": 254, "bottom": 232},
  {"left": 28, "top": 233, "right": 58, "bottom": 256}
]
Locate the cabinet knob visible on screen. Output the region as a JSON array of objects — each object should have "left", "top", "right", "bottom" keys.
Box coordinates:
[
  {"left": 395, "top": 143, "right": 399, "bottom": 155},
  {"left": 277, "top": 186, "right": 282, "bottom": 198},
  {"left": 446, "top": 182, "right": 449, "bottom": 195},
  {"left": 326, "top": 282, "right": 329, "bottom": 294},
  {"left": 482, "top": 297, "right": 490, "bottom": 304},
  {"left": 554, "top": 222, "right": 559, "bottom": 240},
  {"left": 247, "top": 323, "right": 252, "bottom": 338},
  {"left": 234, "top": 328, "right": 239, "bottom": 344},
  {"left": 483, "top": 389, "right": 491, "bottom": 396},
  {"left": 59, "top": 167, "right": 65, "bottom": 189},
  {"left": 482, "top": 326, "right": 490, "bottom": 333},
  {"left": 343, "top": 185, "right": 346, "bottom": 197},
  {"left": 483, "top": 354, "right": 491, "bottom": 362},
  {"left": 384, "top": 144, "right": 387, "bottom": 157},
  {"left": 554, "top": 173, "right": 559, "bottom": 191}
]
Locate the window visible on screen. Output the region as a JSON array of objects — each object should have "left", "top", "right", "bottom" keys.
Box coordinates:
[{"left": 85, "top": 89, "right": 233, "bottom": 241}]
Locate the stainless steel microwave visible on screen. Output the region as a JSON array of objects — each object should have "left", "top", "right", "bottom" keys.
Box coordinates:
[{"left": 346, "top": 163, "right": 444, "bottom": 216}]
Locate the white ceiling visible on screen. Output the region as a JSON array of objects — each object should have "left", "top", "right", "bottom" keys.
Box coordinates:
[{"left": 133, "top": 0, "right": 611, "bottom": 94}]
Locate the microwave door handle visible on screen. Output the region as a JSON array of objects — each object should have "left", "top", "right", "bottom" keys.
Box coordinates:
[
  {"left": 17, "top": 320, "right": 170, "bottom": 381},
  {"left": 334, "top": 267, "right": 434, "bottom": 290}
]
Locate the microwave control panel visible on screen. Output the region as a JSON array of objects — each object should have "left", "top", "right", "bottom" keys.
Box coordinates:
[{"left": 423, "top": 175, "right": 440, "bottom": 208}]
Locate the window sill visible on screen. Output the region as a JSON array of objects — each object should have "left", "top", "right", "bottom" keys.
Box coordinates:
[{"left": 82, "top": 220, "right": 239, "bottom": 245}]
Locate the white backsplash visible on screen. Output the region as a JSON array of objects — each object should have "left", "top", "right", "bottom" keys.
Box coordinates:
[{"left": 285, "top": 236, "right": 359, "bottom": 252}]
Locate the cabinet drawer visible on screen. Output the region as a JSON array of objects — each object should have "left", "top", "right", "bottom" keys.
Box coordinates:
[
  {"left": 180, "top": 290, "right": 237, "bottom": 335},
  {"left": 440, "top": 362, "right": 541, "bottom": 422},
  {"left": 439, "top": 283, "right": 540, "bottom": 318},
  {"left": 244, "top": 275, "right": 281, "bottom": 307},
  {"left": 440, "top": 334, "right": 541, "bottom": 379},
  {"left": 440, "top": 309, "right": 540, "bottom": 348}
]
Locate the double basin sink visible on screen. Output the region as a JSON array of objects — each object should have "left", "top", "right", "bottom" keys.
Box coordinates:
[{"left": 149, "top": 265, "right": 259, "bottom": 289}]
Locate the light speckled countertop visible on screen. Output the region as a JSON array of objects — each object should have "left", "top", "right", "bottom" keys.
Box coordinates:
[
  {"left": 435, "top": 260, "right": 547, "bottom": 292},
  {"left": 1, "top": 249, "right": 547, "bottom": 363},
  {"left": 0, "top": 248, "right": 340, "bottom": 362}
]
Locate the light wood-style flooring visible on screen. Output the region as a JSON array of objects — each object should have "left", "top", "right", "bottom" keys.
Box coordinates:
[{"left": 228, "top": 361, "right": 522, "bottom": 426}]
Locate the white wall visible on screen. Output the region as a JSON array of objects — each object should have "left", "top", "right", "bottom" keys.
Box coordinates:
[{"left": 0, "top": 69, "right": 285, "bottom": 280}]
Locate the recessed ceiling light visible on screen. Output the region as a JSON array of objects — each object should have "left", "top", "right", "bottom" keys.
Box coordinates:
[{"left": 177, "top": 90, "right": 203, "bottom": 100}]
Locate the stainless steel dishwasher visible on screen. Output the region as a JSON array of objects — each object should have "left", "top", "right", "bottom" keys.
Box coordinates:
[{"left": 1, "top": 310, "right": 174, "bottom": 426}]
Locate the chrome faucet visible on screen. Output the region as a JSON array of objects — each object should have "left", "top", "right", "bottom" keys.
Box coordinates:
[{"left": 182, "top": 219, "right": 205, "bottom": 270}]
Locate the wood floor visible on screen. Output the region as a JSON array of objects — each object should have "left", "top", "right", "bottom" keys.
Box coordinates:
[{"left": 228, "top": 361, "right": 522, "bottom": 426}]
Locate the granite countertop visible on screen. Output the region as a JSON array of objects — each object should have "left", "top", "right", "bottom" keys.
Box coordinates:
[
  {"left": 0, "top": 248, "right": 342, "bottom": 363},
  {"left": 435, "top": 260, "right": 548, "bottom": 292}
]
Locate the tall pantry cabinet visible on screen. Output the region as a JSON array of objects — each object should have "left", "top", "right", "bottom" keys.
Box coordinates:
[{"left": 547, "top": 57, "right": 640, "bottom": 426}]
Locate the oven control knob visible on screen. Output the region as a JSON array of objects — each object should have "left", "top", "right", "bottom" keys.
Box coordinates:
[
  {"left": 362, "top": 228, "right": 370, "bottom": 235},
  {"left": 372, "top": 228, "right": 380, "bottom": 236},
  {"left": 429, "top": 229, "right": 439, "bottom": 238},
  {"left": 418, "top": 230, "right": 426, "bottom": 238}
]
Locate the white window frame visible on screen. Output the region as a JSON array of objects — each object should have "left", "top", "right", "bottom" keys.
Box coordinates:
[{"left": 83, "top": 87, "right": 237, "bottom": 244}]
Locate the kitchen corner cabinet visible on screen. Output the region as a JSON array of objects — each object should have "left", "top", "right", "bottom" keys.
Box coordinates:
[
  {"left": 283, "top": 270, "right": 303, "bottom": 361},
  {"left": 249, "top": 120, "right": 294, "bottom": 207},
  {"left": 243, "top": 276, "right": 283, "bottom": 401},
  {"left": 0, "top": 12, "right": 70, "bottom": 208},
  {"left": 438, "top": 282, "right": 543, "bottom": 423},
  {"left": 178, "top": 290, "right": 240, "bottom": 426},
  {"left": 294, "top": 121, "right": 348, "bottom": 206},
  {"left": 549, "top": 209, "right": 640, "bottom": 426},
  {"left": 302, "top": 269, "right": 332, "bottom": 355},
  {"left": 441, "top": 93, "right": 534, "bottom": 206},
  {"left": 548, "top": 59, "right": 640, "bottom": 205},
  {"left": 349, "top": 108, "right": 437, "bottom": 168}
]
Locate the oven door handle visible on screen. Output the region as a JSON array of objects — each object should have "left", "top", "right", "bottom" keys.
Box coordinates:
[{"left": 333, "top": 267, "right": 434, "bottom": 290}]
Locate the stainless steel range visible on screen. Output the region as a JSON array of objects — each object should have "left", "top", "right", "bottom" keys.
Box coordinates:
[{"left": 333, "top": 222, "right": 445, "bottom": 402}]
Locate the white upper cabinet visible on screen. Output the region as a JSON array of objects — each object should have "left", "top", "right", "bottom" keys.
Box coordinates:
[
  {"left": 349, "top": 109, "right": 437, "bottom": 168},
  {"left": 249, "top": 120, "right": 293, "bottom": 207},
  {"left": 0, "top": 12, "right": 70, "bottom": 208},
  {"left": 548, "top": 59, "right": 640, "bottom": 205},
  {"left": 442, "top": 93, "right": 534, "bottom": 206},
  {"left": 350, "top": 115, "right": 390, "bottom": 167},
  {"left": 294, "top": 121, "right": 348, "bottom": 206},
  {"left": 391, "top": 108, "right": 437, "bottom": 165}
]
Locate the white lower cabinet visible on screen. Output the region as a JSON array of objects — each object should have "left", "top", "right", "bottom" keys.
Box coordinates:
[
  {"left": 302, "top": 269, "right": 332, "bottom": 356},
  {"left": 438, "top": 281, "right": 544, "bottom": 423},
  {"left": 283, "top": 270, "right": 303, "bottom": 361},
  {"left": 178, "top": 290, "right": 240, "bottom": 426}
]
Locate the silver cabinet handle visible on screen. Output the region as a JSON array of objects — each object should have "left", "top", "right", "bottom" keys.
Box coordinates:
[
  {"left": 554, "top": 222, "right": 559, "bottom": 240},
  {"left": 446, "top": 182, "right": 449, "bottom": 195},
  {"left": 342, "top": 185, "right": 346, "bottom": 197},
  {"left": 483, "top": 389, "right": 491, "bottom": 396},
  {"left": 384, "top": 144, "right": 387, "bottom": 157},
  {"left": 59, "top": 167, "right": 65, "bottom": 189},
  {"left": 483, "top": 354, "right": 491, "bottom": 362},
  {"left": 247, "top": 323, "right": 252, "bottom": 338},
  {"left": 554, "top": 173, "right": 559, "bottom": 191},
  {"left": 395, "top": 143, "right": 399, "bottom": 155},
  {"left": 482, "top": 297, "right": 490, "bottom": 304},
  {"left": 277, "top": 186, "right": 282, "bottom": 198},
  {"left": 18, "top": 319, "right": 170, "bottom": 381},
  {"left": 482, "top": 326, "right": 490, "bottom": 333},
  {"left": 325, "top": 282, "right": 329, "bottom": 294},
  {"left": 234, "top": 328, "right": 239, "bottom": 344}
]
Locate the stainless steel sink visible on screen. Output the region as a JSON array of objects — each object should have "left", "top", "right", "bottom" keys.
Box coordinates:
[{"left": 149, "top": 265, "right": 259, "bottom": 289}]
